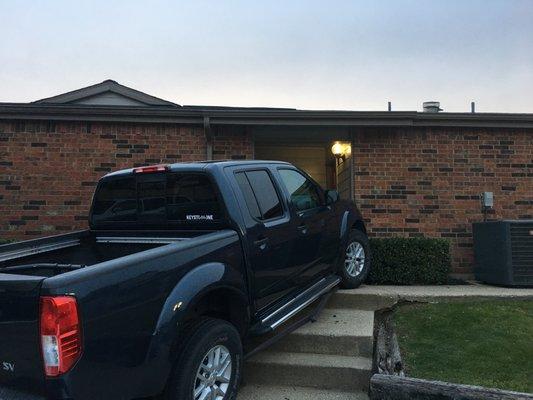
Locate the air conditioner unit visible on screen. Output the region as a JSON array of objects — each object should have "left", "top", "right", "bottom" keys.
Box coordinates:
[{"left": 473, "top": 220, "right": 533, "bottom": 287}]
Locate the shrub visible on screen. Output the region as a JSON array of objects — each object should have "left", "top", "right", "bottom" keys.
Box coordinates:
[{"left": 367, "top": 237, "right": 451, "bottom": 285}]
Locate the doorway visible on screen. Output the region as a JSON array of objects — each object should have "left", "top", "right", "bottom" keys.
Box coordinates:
[
  {"left": 254, "top": 144, "right": 332, "bottom": 188},
  {"left": 254, "top": 142, "right": 352, "bottom": 200}
]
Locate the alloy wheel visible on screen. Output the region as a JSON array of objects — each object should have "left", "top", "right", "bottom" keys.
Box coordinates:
[
  {"left": 193, "top": 345, "right": 232, "bottom": 400},
  {"left": 345, "top": 241, "right": 366, "bottom": 277}
]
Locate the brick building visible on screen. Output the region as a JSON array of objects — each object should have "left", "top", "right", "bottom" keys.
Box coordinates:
[{"left": 1, "top": 80, "right": 532, "bottom": 277}]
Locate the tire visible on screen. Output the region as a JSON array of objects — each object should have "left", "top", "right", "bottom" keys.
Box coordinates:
[
  {"left": 165, "top": 318, "right": 243, "bottom": 400},
  {"left": 338, "top": 229, "right": 372, "bottom": 289}
]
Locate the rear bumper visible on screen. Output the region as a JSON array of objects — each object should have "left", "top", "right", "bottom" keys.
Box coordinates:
[{"left": 0, "top": 386, "right": 45, "bottom": 400}]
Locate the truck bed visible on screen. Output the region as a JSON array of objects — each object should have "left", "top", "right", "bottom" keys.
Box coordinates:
[
  {"left": 0, "top": 229, "right": 241, "bottom": 398},
  {"left": 0, "top": 230, "right": 211, "bottom": 277}
]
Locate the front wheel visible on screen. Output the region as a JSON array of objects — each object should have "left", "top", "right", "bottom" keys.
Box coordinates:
[
  {"left": 166, "top": 318, "right": 242, "bottom": 400},
  {"left": 338, "top": 230, "right": 372, "bottom": 289}
]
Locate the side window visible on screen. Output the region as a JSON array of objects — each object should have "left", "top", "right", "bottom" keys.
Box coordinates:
[
  {"left": 235, "top": 172, "right": 262, "bottom": 220},
  {"left": 235, "top": 170, "right": 284, "bottom": 220},
  {"left": 278, "top": 169, "right": 322, "bottom": 211},
  {"left": 246, "top": 171, "right": 283, "bottom": 219}
]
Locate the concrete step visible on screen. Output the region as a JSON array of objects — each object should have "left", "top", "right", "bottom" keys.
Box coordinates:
[
  {"left": 327, "top": 289, "right": 397, "bottom": 311},
  {"left": 237, "top": 384, "right": 369, "bottom": 400},
  {"left": 244, "top": 351, "right": 372, "bottom": 392},
  {"left": 270, "top": 308, "right": 374, "bottom": 357}
]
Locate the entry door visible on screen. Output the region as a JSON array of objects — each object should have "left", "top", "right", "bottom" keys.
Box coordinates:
[
  {"left": 233, "top": 169, "right": 296, "bottom": 311},
  {"left": 336, "top": 152, "right": 352, "bottom": 200}
]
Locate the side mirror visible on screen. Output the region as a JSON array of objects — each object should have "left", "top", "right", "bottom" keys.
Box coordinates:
[{"left": 325, "top": 189, "right": 340, "bottom": 205}]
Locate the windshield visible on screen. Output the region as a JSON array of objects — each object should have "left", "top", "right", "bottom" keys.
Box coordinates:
[{"left": 90, "top": 172, "right": 224, "bottom": 229}]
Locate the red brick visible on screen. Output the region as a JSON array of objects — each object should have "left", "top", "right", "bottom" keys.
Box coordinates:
[
  {"left": 353, "top": 127, "right": 533, "bottom": 275},
  {"left": 0, "top": 121, "right": 252, "bottom": 240}
]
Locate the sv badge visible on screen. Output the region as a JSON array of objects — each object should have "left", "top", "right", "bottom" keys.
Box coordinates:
[{"left": 2, "top": 362, "right": 15, "bottom": 372}]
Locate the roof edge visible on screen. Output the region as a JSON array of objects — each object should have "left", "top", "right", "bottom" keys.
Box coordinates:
[
  {"left": 33, "top": 80, "right": 180, "bottom": 107},
  {"left": 0, "top": 103, "right": 532, "bottom": 129}
]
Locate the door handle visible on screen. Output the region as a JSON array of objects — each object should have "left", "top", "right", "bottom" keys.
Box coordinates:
[
  {"left": 253, "top": 237, "right": 269, "bottom": 250},
  {"left": 297, "top": 224, "right": 308, "bottom": 234}
]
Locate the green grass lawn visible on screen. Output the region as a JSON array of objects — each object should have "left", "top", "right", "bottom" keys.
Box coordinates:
[{"left": 394, "top": 300, "right": 533, "bottom": 393}]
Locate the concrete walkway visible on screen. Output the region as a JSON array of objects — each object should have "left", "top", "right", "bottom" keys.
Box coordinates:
[
  {"left": 329, "top": 284, "right": 533, "bottom": 310},
  {"left": 353, "top": 284, "right": 533, "bottom": 299}
]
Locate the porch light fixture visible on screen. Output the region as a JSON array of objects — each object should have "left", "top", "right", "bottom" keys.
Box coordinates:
[{"left": 331, "top": 142, "right": 351, "bottom": 160}]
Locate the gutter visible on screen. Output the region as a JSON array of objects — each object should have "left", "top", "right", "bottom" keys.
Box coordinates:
[{"left": 0, "top": 103, "right": 533, "bottom": 129}]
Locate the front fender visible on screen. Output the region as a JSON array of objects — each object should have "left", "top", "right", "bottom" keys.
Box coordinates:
[
  {"left": 339, "top": 210, "right": 365, "bottom": 248},
  {"left": 340, "top": 210, "right": 360, "bottom": 239}
]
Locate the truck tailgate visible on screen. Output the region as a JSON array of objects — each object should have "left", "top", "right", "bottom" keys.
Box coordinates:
[{"left": 0, "top": 273, "right": 45, "bottom": 395}]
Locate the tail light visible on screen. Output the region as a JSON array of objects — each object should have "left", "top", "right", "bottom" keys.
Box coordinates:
[
  {"left": 133, "top": 164, "right": 169, "bottom": 174},
  {"left": 40, "top": 296, "right": 82, "bottom": 377}
]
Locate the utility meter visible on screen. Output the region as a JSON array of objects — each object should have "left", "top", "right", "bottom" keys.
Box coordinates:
[{"left": 481, "top": 192, "right": 494, "bottom": 209}]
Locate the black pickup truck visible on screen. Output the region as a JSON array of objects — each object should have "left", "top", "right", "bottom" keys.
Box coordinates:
[{"left": 0, "top": 160, "right": 370, "bottom": 400}]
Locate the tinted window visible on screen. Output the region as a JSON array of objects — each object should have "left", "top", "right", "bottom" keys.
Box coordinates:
[
  {"left": 279, "top": 169, "right": 322, "bottom": 211},
  {"left": 235, "top": 172, "right": 261, "bottom": 220},
  {"left": 137, "top": 175, "right": 166, "bottom": 220},
  {"left": 91, "top": 177, "right": 137, "bottom": 221},
  {"left": 246, "top": 170, "right": 283, "bottom": 220},
  {"left": 91, "top": 173, "right": 221, "bottom": 226},
  {"left": 235, "top": 170, "right": 283, "bottom": 220},
  {"left": 167, "top": 174, "right": 220, "bottom": 222}
]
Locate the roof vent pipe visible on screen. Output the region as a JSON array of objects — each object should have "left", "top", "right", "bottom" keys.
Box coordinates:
[{"left": 423, "top": 101, "right": 442, "bottom": 113}]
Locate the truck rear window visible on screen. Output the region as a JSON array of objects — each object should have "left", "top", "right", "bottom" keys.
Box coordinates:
[{"left": 90, "top": 173, "right": 223, "bottom": 228}]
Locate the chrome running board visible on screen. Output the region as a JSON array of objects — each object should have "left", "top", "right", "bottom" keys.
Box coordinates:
[{"left": 250, "top": 274, "right": 340, "bottom": 336}]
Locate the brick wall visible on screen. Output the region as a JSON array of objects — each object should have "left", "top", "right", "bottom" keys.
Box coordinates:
[
  {"left": 0, "top": 120, "right": 253, "bottom": 239},
  {"left": 2, "top": 120, "right": 532, "bottom": 275},
  {"left": 213, "top": 126, "right": 254, "bottom": 160},
  {"left": 352, "top": 128, "right": 533, "bottom": 275}
]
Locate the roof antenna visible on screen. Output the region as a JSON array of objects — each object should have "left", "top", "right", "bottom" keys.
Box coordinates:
[{"left": 388, "top": 101, "right": 392, "bottom": 112}]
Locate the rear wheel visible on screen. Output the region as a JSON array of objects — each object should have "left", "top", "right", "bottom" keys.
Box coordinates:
[
  {"left": 338, "top": 230, "right": 371, "bottom": 289},
  {"left": 166, "top": 318, "right": 242, "bottom": 400}
]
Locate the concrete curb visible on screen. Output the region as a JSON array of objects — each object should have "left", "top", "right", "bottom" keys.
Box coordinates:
[
  {"left": 370, "top": 375, "right": 533, "bottom": 400},
  {"left": 330, "top": 285, "right": 533, "bottom": 310}
]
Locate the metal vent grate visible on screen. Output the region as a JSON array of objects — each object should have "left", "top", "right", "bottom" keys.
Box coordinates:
[{"left": 510, "top": 222, "right": 533, "bottom": 284}]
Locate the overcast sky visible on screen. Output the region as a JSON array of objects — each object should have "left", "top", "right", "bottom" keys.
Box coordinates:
[{"left": 1, "top": 0, "right": 532, "bottom": 112}]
